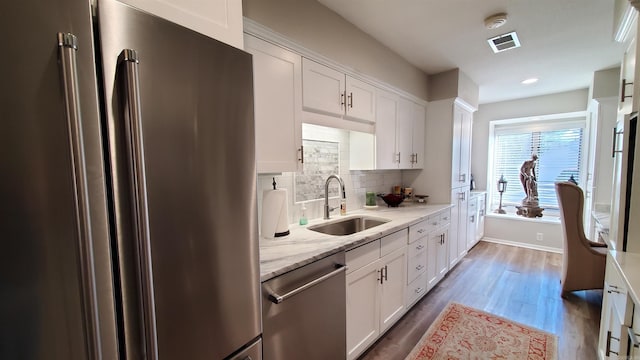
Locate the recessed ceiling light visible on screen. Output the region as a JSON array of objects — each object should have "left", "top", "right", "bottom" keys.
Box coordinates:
[{"left": 521, "top": 78, "right": 539, "bottom": 85}]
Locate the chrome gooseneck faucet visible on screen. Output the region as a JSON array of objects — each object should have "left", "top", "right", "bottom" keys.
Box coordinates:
[{"left": 324, "top": 174, "right": 346, "bottom": 220}]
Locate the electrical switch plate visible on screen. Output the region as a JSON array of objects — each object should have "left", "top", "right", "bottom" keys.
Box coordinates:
[{"left": 536, "top": 233, "right": 543, "bottom": 241}]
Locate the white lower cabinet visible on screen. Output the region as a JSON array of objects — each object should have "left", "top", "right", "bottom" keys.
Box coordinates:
[
  {"left": 346, "top": 208, "right": 455, "bottom": 360},
  {"left": 598, "top": 255, "right": 634, "bottom": 359},
  {"left": 346, "top": 230, "right": 407, "bottom": 360}
]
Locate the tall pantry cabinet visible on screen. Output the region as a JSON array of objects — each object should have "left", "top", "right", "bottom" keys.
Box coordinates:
[{"left": 414, "top": 97, "right": 475, "bottom": 269}]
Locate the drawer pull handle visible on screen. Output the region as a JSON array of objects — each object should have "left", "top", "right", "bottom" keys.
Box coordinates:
[
  {"left": 416, "top": 264, "right": 424, "bottom": 271},
  {"left": 417, "top": 229, "right": 425, "bottom": 234},
  {"left": 415, "top": 287, "right": 424, "bottom": 294},
  {"left": 416, "top": 244, "right": 425, "bottom": 250},
  {"left": 607, "top": 289, "right": 622, "bottom": 294},
  {"left": 629, "top": 327, "right": 640, "bottom": 348},
  {"left": 267, "top": 265, "right": 346, "bottom": 304}
]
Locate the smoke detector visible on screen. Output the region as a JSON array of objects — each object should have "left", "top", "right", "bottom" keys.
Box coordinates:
[
  {"left": 484, "top": 13, "right": 508, "bottom": 29},
  {"left": 487, "top": 31, "right": 521, "bottom": 53}
]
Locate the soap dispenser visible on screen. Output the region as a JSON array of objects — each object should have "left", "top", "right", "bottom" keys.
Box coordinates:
[{"left": 299, "top": 203, "right": 308, "bottom": 225}]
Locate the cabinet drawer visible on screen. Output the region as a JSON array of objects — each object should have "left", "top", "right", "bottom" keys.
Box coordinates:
[
  {"left": 346, "top": 240, "right": 380, "bottom": 274},
  {"left": 407, "top": 236, "right": 427, "bottom": 258},
  {"left": 407, "top": 248, "right": 427, "bottom": 284},
  {"left": 409, "top": 220, "right": 430, "bottom": 243},
  {"left": 439, "top": 209, "right": 452, "bottom": 226},
  {"left": 406, "top": 272, "right": 428, "bottom": 306},
  {"left": 381, "top": 229, "right": 408, "bottom": 257}
]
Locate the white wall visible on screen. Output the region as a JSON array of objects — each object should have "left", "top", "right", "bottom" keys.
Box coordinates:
[
  {"left": 471, "top": 88, "right": 589, "bottom": 251},
  {"left": 243, "top": 0, "right": 429, "bottom": 101}
]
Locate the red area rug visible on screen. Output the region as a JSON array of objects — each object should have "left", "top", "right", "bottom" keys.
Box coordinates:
[{"left": 405, "top": 303, "right": 558, "bottom": 360}]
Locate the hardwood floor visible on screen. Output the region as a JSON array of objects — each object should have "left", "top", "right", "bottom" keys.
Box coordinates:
[{"left": 359, "top": 241, "right": 603, "bottom": 360}]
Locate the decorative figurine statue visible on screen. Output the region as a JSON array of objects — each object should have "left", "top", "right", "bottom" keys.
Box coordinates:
[
  {"left": 519, "top": 154, "right": 538, "bottom": 203},
  {"left": 516, "top": 154, "right": 544, "bottom": 218}
]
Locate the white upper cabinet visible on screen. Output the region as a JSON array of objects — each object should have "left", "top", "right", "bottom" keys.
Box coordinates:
[
  {"left": 116, "top": 0, "right": 243, "bottom": 49},
  {"left": 375, "top": 91, "right": 426, "bottom": 170},
  {"left": 302, "top": 58, "right": 345, "bottom": 117},
  {"left": 302, "top": 58, "right": 376, "bottom": 123},
  {"left": 412, "top": 102, "right": 426, "bottom": 169},
  {"left": 397, "top": 97, "right": 414, "bottom": 169},
  {"left": 245, "top": 35, "right": 302, "bottom": 173},
  {"left": 345, "top": 77, "right": 377, "bottom": 122},
  {"left": 452, "top": 103, "right": 472, "bottom": 189},
  {"left": 375, "top": 90, "right": 399, "bottom": 169}
]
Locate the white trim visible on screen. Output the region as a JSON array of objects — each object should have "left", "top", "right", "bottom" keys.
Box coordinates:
[
  {"left": 480, "top": 237, "right": 563, "bottom": 254},
  {"left": 615, "top": 2, "right": 639, "bottom": 42},
  {"left": 490, "top": 111, "right": 587, "bottom": 126},
  {"left": 243, "top": 17, "right": 428, "bottom": 107},
  {"left": 484, "top": 212, "right": 560, "bottom": 224},
  {"left": 455, "top": 97, "right": 478, "bottom": 113}
]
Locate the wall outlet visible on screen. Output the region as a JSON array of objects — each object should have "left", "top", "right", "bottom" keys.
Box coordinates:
[{"left": 536, "top": 232, "right": 544, "bottom": 241}]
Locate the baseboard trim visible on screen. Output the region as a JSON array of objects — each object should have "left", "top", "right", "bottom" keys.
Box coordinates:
[{"left": 481, "top": 237, "right": 563, "bottom": 254}]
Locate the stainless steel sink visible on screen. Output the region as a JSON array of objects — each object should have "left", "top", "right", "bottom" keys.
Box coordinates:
[{"left": 308, "top": 216, "right": 390, "bottom": 236}]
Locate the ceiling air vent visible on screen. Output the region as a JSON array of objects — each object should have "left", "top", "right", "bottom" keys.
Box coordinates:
[{"left": 487, "top": 31, "right": 521, "bottom": 53}]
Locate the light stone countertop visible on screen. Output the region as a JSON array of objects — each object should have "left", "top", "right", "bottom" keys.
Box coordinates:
[
  {"left": 609, "top": 248, "right": 640, "bottom": 306},
  {"left": 259, "top": 203, "right": 452, "bottom": 282}
]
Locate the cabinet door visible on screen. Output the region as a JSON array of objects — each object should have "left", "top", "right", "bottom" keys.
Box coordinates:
[
  {"left": 412, "top": 102, "right": 426, "bottom": 168},
  {"left": 116, "top": 0, "right": 243, "bottom": 48},
  {"left": 619, "top": 32, "right": 636, "bottom": 114},
  {"left": 346, "top": 259, "right": 381, "bottom": 360},
  {"left": 452, "top": 104, "right": 472, "bottom": 188},
  {"left": 467, "top": 195, "right": 478, "bottom": 249},
  {"left": 438, "top": 227, "right": 450, "bottom": 280},
  {"left": 379, "top": 247, "right": 407, "bottom": 332},
  {"left": 375, "top": 90, "right": 399, "bottom": 169},
  {"left": 449, "top": 188, "right": 469, "bottom": 268},
  {"left": 477, "top": 194, "right": 486, "bottom": 241},
  {"left": 397, "top": 97, "right": 414, "bottom": 169},
  {"left": 345, "top": 76, "right": 376, "bottom": 122},
  {"left": 302, "top": 58, "right": 345, "bottom": 117},
  {"left": 245, "top": 35, "right": 302, "bottom": 173},
  {"left": 427, "top": 231, "right": 443, "bottom": 289}
]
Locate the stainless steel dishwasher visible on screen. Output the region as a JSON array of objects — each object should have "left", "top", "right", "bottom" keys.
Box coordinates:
[{"left": 262, "top": 252, "right": 346, "bottom": 360}]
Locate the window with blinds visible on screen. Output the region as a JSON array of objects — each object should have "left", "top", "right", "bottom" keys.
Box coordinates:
[{"left": 490, "top": 119, "right": 585, "bottom": 213}]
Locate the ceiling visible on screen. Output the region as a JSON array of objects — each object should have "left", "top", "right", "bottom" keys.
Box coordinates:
[{"left": 317, "top": 0, "right": 628, "bottom": 104}]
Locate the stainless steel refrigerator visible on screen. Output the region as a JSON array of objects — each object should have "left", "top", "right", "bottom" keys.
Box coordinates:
[{"left": 1, "top": 0, "right": 261, "bottom": 359}]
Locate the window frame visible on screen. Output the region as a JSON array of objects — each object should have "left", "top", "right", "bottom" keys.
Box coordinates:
[{"left": 486, "top": 111, "right": 588, "bottom": 217}]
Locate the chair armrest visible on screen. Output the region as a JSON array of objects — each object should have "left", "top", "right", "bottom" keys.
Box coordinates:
[{"left": 588, "top": 240, "right": 607, "bottom": 248}]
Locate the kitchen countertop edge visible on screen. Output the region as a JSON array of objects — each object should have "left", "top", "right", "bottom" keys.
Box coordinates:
[{"left": 259, "top": 203, "right": 452, "bottom": 282}]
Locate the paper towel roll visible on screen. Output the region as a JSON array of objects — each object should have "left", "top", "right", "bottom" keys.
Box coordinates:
[{"left": 261, "top": 188, "right": 290, "bottom": 239}]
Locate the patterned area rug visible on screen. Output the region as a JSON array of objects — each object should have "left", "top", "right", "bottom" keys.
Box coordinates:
[{"left": 405, "top": 303, "right": 558, "bottom": 360}]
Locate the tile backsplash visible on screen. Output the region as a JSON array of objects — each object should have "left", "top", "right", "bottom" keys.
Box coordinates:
[{"left": 257, "top": 124, "right": 403, "bottom": 232}]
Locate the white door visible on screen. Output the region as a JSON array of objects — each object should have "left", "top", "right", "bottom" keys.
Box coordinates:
[
  {"left": 397, "top": 97, "right": 414, "bottom": 169},
  {"left": 427, "top": 230, "right": 440, "bottom": 290},
  {"left": 346, "top": 260, "right": 381, "bottom": 360},
  {"left": 116, "top": 0, "right": 243, "bottom": 48},
  {"left": 345, "top": 76, "right": 376, "bottom": 122},
  {"left": 302, "top": 58, "right": 345, "bottom": 117},
  {"left": 245, "top": 35, "right": 302, "bottom": 173},
  {"left": 467, "top": 194, "right": 478, "bottom": 249},
  {"left": 375, "top": 90, "right": 399, "bottom": 169},
  {"left": 448, "top": 193, "right": 460, "bottom": 268},
  {"left": 459, "top": 107, "right": 472, "bottom": 188},
  {"left": 379, "top": 247, "right": 406, "bottom": 332},
  {"left": 451, "top": 104, "right": 464, "bottom": 187},
  {"left": 412, "top": 102, "right": 426, "bottom": 168},
  {"left": 438, "top": 227, "right": 450, "bottom": 280}
]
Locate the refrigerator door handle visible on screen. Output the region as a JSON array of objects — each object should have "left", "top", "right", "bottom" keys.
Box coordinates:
[
  {"left": 57, "top": 32, "right": 101, "bottom": 359},
  {"left": 118, "top": 49, "right": 159, "bottom": 360}
]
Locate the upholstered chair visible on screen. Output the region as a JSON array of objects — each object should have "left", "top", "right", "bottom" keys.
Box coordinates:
[{"left": 555, "top": 181, "right": 607, "bottom": 298}]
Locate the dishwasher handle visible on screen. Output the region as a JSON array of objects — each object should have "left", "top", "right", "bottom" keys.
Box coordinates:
[{"left": 267, "top": 265, "right": 347, "bottom": 304}]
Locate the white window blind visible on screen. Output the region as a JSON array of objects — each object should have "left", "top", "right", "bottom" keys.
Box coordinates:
[{"left": 491, "top": 121, "right": 584, "bottom": 212}]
